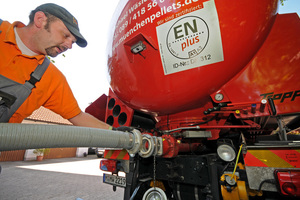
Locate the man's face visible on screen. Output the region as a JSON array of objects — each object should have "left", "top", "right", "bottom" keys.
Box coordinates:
[{"left": 42, "top": 19, "right": 76, "bottom": 57}]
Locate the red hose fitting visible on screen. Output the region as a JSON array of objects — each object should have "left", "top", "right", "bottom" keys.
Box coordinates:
[
  {"left": 162, "top": 135, "right": 201, "bottom": 158},
  {"left": 162, "top": 135, "right": 179, "bottom": 158}
]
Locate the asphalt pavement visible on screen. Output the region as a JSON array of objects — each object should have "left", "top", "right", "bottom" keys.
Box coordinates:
[{"left": 0, "top": 156, "right": 124, "bottom": 200}]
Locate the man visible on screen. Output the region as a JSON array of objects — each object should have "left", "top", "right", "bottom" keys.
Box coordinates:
[{"left": 0, "top": 3, "right": 111, "bottom": 129}]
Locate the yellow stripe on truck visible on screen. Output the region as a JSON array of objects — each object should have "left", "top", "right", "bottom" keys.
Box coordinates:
[{"left": 247, "top": 149, "right": 294, "bottom": 168}]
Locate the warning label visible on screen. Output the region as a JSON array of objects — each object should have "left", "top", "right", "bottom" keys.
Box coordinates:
[{"left": 156, "top": 0, "right": 223, "bottom": 75}]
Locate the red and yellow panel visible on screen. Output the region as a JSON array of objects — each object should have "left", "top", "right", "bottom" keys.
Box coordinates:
[
  {"left": 244, "top": 148, "right": 300, "bottom": 168},
  {"left": 104, "top": 149, "right": 130, "bottom": 160}
]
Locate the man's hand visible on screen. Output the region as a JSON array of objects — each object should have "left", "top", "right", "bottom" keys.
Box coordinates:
[{"left": 68, "top": 111, "right": 110, "bottom": 129}]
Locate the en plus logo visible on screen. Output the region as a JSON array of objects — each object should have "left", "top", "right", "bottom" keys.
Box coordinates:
[{"left": 166, "top": 16, "right": 209, "bottom": 59}]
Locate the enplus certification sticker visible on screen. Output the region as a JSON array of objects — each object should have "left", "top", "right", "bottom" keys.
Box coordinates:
[{"left": 156, "top": 0, "right": 223, "bottom": 75}]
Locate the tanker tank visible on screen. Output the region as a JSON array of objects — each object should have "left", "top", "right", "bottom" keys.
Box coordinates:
[{"left": 106, "top": 0, "right": 278, "bottom": 116}]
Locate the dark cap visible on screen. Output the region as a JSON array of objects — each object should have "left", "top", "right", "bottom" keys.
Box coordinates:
[{"left": 35, "top": 3, "right": 87, "bottom": 47}]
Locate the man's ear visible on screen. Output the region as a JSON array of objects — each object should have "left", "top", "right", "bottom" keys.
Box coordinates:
[{"left": 33, "top": 11, "right": 47, "bottom": 29}]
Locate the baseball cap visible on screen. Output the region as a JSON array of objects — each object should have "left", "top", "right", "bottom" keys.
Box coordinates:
[{"left": 35, "top": 3, "right": 87, "bottom": 47}]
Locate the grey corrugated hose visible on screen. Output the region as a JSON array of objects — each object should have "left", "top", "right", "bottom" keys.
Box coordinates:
[{"left": 0, "top": 123, "right": 135, "bottom": 151}]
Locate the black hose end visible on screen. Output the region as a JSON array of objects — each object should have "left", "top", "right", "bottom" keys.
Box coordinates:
[
  {"left": 218, "top": 103, "right": 228, "bottom": 107},
  {"left": 213, "top": 107, "right": 220, "bottom": 111}
]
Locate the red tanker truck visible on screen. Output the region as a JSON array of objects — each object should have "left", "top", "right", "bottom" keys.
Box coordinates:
[{"left": 85, "top": 0, "right": 300, "bottom": 199}]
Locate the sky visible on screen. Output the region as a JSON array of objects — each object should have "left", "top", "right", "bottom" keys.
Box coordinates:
[{"left": 0, "top": 0, "right": 299, "bottom": 111}]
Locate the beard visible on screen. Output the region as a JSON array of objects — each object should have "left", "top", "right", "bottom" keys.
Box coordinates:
[{"left": 45, "top": 45, "right": 67, "bottom": 57}]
